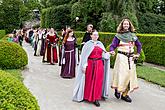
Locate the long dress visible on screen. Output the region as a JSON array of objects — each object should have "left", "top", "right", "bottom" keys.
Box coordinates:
[
  {"left": 110, "top": 34, "right": 142, "bottom": 92},
  {"left": 43, "top": 34, "right": 58, "bottom": 64},
  {"left": 60, "top": 39, "right": 76, "bottom": 78},
  {"left": 36, "top": 33, "right": 43, "bottom": 56},
  {"left": 84, "top": 46, "right": 104, "bottom": 102},
  {"left": 40, "top": 34, "right": 46, "bottom": 56}
]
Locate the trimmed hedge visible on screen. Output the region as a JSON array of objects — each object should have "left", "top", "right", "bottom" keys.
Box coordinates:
[
  {"left": 0, "top": 70, "right": 40, "bottom": 109},
  {"left": 0, "top": 40, "right": 28, "bottom": 69},
  {"left": 0, "top": 30, "right": 6, "bottom": 39},
  {"left": 138, "top": 35, "right": 165, "bottom": 66},
  {"left": 74, "top": 31, "right": 146, "bottom": 67}
]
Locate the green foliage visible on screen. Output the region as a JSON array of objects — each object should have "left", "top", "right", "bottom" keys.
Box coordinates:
[
  {"left": 137, "top": 12, "right": 165, "bottom": 33},
  {"left": 137, "top": 65, "right": 165, "bottom": 87},
  {"left": 0, "top": 30, "right": 6, "bottom": 39},
  {"left": 75, "top": 31, "right": 165, "bottom": 66},
  {"left": 0, "top": 70, "right": 40, "bottom": 109},
  {"left": 74, "top": 31, "right": 146, "bottom": 67},
  {"left": 0, "top": 41, "right": 28, "bottom": 69},
  {"left": 41, "top": 4, "right": 71, "bottom": 29},
  {"left": 138, "top": 35, "right": 165, "bottom": 66},
  {"left": 19, "top": 5, "right": 31, "bottom": 23},
  {"left": 47, "top": 0, "right": 71, "bottom": 7},
  {"left": 24, "top": 0, "right": 41, "bottom": 10},
  {"left": 105, "top": 45, "right": 146, "bottom": 68},
  {"left": 3, "top": 69, "right": 23, "bottom": 82},
  {"left": 99, "top": 13, "right": 117, "bottom": 32},
  {"left": 135, "top": 0, "right": 158, "bottom": 13},
  {"left": 0, "top": 0, "right": 23, "bottom": 33}
]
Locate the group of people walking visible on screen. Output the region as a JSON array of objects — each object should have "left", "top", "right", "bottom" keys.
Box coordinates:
[{"left": 25, "top": 18, "right": 142, "bottom": 107}]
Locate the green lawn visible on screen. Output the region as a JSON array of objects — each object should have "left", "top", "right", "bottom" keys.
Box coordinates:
[
  {"left": 1, "top": 69, "right": 23, "bottom": 82},
  {"left": 137, "top": 65, "right": 165, "bottom": 87}
]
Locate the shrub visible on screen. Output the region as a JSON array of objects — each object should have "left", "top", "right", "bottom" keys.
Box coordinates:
[
  {"left": 0, "top": 30, "right": 6, "bottom": 39},
  {"left": 137, "top": 12, "right": 165, "bottom": 33},
  {"left": 41, "top": 4, "right": 71, "bottom": 29},
  {"left": 138, "top": 35, "right": 165, "bottom": 66},
  {"left": 0, "top": 70, "right": 40, "bottom": 109},
  {"left": 0, "top": 41, "right": 28, "bottom": 69},
  {"left": 75, "top": 31, "right": 165, "bottom": 66},
  {"left": 105, "top": 45, "right": 145, "bottom": 68}
]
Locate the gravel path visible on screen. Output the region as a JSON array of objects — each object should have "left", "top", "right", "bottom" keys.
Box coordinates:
[{"left": 22, "top": 42, "right": 165, "bottom": 110}]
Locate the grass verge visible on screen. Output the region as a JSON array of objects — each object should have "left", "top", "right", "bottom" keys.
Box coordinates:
[{"left": 137, "top": 65, "right": 165, "bottom": 87}]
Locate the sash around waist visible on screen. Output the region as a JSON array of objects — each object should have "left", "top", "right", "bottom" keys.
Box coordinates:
[
  {"left": 118, "top": 51, "right": 134, "bottom": 57},
  {"left": 88, "top": 57, "right": 102, "bottom": 60},
  {"left": 65, "top": 49, "right": 74, "bottom": 53}
]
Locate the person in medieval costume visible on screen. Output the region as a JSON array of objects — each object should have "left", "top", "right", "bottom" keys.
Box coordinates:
[
  {"left": 110, "top": 18, "right": 142, "bottom": 103},
  {"left": 42, "top": 28, "right": 58, "bottom": 64},
  {"left": 73, "top": 30, "right": 110, "bottom": 107},
  {"left": 40, "top": 29, "right": 47, "bottom": 56},
  {"left": 81, "top": 24, "right": 93, "bottom": 49},
  {"left": 60, "top": 29, "right": 77, "bottom": 78},
  {"left": 35, "top": 29, "right": 43, "bottom": 56}
]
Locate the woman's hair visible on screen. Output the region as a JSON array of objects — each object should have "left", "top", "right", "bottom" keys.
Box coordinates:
[
  {"left": 90, "top": 29, "right": 97, "bottom": 35},
  {"left": 117, "top": 18, "right": 136, "bottom": 33},
  {"left": 63, "top": 29, "right": 73, "bottom": 44},
  {"left": 87, "top": 24, "right": 93, "bottom": 29}
]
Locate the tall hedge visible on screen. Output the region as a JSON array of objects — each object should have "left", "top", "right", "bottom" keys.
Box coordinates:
[
  {"left": 0, "top": 30, "right": 6, "bottom": 39},
  {"left": 138, "top": 35, "right": 165, "bottom": 66},
  {"left": 41, "top": 4, "right": 71, "bottom": 29},
  {"left": 0, "top": 41, "right": 28, "bottom": 69},
  {"left": 0, "top": 0, "right": 23, "bottom": 33},
  {"left": 74, "top": 32, "right": 146, "bottom": 67},
  {"left": 137, "top": 12, "right": 165, "bottom": 33},
  {"left": 0, "top": 70, "right": 40, "bottom": 109}
]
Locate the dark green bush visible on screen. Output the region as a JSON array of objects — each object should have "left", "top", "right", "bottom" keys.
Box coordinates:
[
  {"left": 0, "top": 30, "right": 6, "bottom": 39},
  {"left": 137, "top": 12, "right": 165, "bottom": 33},
  {"left": 105, "top": 45, "right": 145, "bottom": 68},
  {"left": 41, "top": 4, "right": 71, "bottom": 29},
  {"left": 138, "top": 35, "right": 165, "bottom": 66},
  {"left": 0, "top": 41, "right": 28, "bottom": 69},
  {"left": 75, "top": 31, "right": 165, "bottom": 66},
  {"left": 74, "top": 31, "right": 145, "bottom": 67},
  {"left": 0, "top": 70, "right": 40, "bottom": 109}
]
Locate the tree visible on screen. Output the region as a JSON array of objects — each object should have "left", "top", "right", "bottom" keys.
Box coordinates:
[
  {"left": 0, "top": 0, "right": 23, "bottom": 33},
  {"left": 47, "top": 0, "right": 71, "bottom": 7}
]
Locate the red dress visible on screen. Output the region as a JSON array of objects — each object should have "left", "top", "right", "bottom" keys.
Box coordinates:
[
  {"left": 46, "top": 34, "right": 58, "bottom": 64},
  {"left": 84, "top": 46, "right": 104, "bottom": 102}
]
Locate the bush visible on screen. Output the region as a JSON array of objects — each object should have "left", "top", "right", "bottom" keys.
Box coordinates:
[
  {"left": 0, "top": 70, "right": 40, "bottom": 109},
  {"left": 75, "top": 31, "right": 165, "bottom": 66},
  {"left": 137, "top": 12, "right": 165, "bottom": 33},
  {"left": 0, "top": 0, "right": 22, "bottom": 33},
  {"left": 105, "top": 45, "right": 145, "bottom": 68},
  {"left": 0, "top": 41, "right": 28, "bottom": 69},
  {"left": 41, "top": 4, "right": 71, "bottom": 29},
  {"left": 138, "top": 35, "right": 165, "bottom": 66},
  {"left": 99, "top": 13, "right": 117, "bottom": 32},
  {"left": 0, "top": 30, "right": 6, "bottom": 39}
]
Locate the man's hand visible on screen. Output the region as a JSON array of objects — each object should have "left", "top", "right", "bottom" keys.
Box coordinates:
[{"left": 109, "top": 51, "right": 116, "bottom": 56}]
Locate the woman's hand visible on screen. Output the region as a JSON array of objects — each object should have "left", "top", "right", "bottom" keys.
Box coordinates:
[
  {"left": 133, "top": 53, "right": 140, "bottom": 58},
  {"left": 109, "top": 51, "right": 116, "bottom": 56},
  {"left": 82, "top": 68, "right": 86, "bottom": 74}
]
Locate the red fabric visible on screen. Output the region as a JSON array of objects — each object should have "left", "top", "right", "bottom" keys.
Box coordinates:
[
  {"left": 84, "top": 46, "right": 104, "bottom": 102},
  {"left": 46, "top": 34, "right": 58, "bottom": 63}
]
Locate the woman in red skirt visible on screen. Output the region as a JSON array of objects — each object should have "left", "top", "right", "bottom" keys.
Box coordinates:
[
  {"left": 43, "top": 28, "right": 58, "bottom": 64},
  {"left": 73, "top": 30, "right": 110, "bottom": 107}
]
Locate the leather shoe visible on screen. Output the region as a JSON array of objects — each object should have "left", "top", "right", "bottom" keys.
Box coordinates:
[
  {"left": 121, "top": 95, "right": 132, "bottom": 103},
  {"left": 114, "top": 89, "right": 120, "bottom": 99},
  {"left": 93, "top": 100, "right": 100, "bottom": 107}
]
